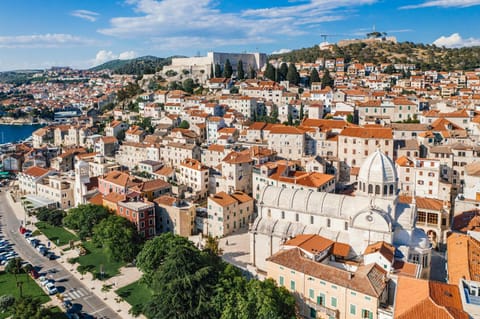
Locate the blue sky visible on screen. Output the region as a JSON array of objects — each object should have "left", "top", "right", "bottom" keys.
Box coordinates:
[{"left": 0, "top": 0, "right": 479, "bottom": 71}]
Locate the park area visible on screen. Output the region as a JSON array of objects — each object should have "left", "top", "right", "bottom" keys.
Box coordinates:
[
  {"left": 35, "top": 221, "right": 78, "bottom": 247},
  {"left": 74, "top": 241, "right": 124, "bottom": 280},
  {"left": 0, "top": 271, "right": 50, "bottom": 319},
  {"left": 115, "top": 280, "right": 152, "bottom": 315}
]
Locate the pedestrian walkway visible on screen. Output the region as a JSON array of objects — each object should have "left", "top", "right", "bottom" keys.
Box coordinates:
[{"left": 63, "top": 287, "right": 91, "bottom": 301}]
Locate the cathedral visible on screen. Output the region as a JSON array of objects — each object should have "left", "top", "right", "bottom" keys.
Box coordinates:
[{"left": 250, "top": 149, "right": 431, "bottom": 278}]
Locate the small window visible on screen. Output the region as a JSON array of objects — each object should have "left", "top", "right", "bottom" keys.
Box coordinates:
[
  {"left": 290, "top": 280, "right": 296, "bottom": 291},
  {"left": 279, "top": 276, "right": 284, "bottom": 286},
  {"left": 327, "top": 218, "right": 331, "bottom": 228},
  {"left": 350, "top": 304, "right": 356, "bottom": 315}
]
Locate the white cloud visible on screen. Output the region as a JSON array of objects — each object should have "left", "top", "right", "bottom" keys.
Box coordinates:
[
  {"left": 118, "top": 50, "right": 137, "bottom": 59},
  {"left": 71, "top": 9, "right": 100, "bottom": 22},
  {"left": 400, "top": 0, "right": 480, "bottom": 9},
  {"left": 92, "top": 50, "right": 138, "bottom": 66},
  {"left": 98, "top": 0, "right": 378, "bottom": 50},
  {"left": 271, "top": 48, "right": 292, "bottom": 54},
  {"left": 0, "top": 33, "right": 99, "bottom": 48},
  {"left": 433, "top": 33, "right": 480, "bottom": 48}
]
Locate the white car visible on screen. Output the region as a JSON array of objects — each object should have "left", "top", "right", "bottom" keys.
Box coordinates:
[{"left": 45, "top": 282, "right": 57, "bottom": 295}]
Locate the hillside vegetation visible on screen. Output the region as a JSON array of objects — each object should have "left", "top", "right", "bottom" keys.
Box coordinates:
[
  {"left": 270, "top": 41, "right": 480, "bottom": 71},
  {"left": 90, "top": 55, "right": 177, "bottom": 75}
]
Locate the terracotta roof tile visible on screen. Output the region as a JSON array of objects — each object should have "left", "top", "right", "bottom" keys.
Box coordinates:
[{"left": 340, "top": 127, "right": 392, "bottom": 139}]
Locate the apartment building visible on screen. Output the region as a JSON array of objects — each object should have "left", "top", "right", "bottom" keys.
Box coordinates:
[
  {"left": 178, "top": 158, "right": 209, "bottom": 199},
  {"left": 268, "top": 125, "right": 306, "bottom": 160},
  {"left": 338, "top": 127, "right": 393, "bottom": 168},
  {"left": 207, "top": 191, "right": 253, "bottom": 237},
  {"left": 161, "top": 142, "right": 201, "bottom": 167},
  {"left": 217, "top": 150, "right": 254, "bottom": 194}
]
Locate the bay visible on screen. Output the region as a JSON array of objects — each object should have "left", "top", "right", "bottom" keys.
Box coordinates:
[{"left": 0, "top": 124, "right": 44, "bottom": 144}]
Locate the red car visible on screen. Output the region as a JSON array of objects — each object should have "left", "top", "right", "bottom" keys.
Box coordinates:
[
  {"left": 19, "top": 226, "right": 27, "bottom": 234},
  {"left": 29, "top": 269, "right": 39, "bottom": 279}
]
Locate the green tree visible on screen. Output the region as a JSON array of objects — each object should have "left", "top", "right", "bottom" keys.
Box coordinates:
[
  {"left": 299, "top": 104, "right": 304, "bottom": 121},
  {"left": 310, "top": 68, "right": 320, "bottom": 84},
  {"left": 93, "top": 215, "right": 142, "bottom": 262},
  {"left": 287, "top": 113, "right": 293, "bottom": 126},
  {"left": 214, "top": 63, "right": 222, "bottom": 78},
  {"left": 237, "top": 60, "right": 245, "bottom": 79},
  {"left": 63, "top": 204, "right": 110, "bottom": 240},
  {"left": 247, "top": 66, "right": 256, "bottom": 79},
  {"left": 210, "top": 64, "right": 214, "bottom": 78},
  {"left": 136, "top": 233, "right": 196, "bottom": 285},
  {"left": 117, "top": 129, "right": 126, "bottom": 142},
  {"left": 223, "top": 59, "right": 233, "bottom": 78},
  {"left": 286, "top": 63, "right": 300, "bottom": 85},
  {"left": 346, "top": 113, "right": 354, "bottom": 123},
  {"left": 321, "top": 69, "right": 334, "bottom": 88},
  {"left": 10, "top": 297, "right": 56, "bottom": 319},
  {"left": 279, "top": 62, "right": 288, "bottom": 81},
  {"left": 0, "top": 295, "right": 14, "bottom": 313},
  {"left": 204, "top": 236, "right": 222, "bottom": 256},
  {"left": 35, "top": 208, "right": 65, "bottom": 226},
  {"left": 182, "top": 78, "right": 195, "bottom": 94},
  {"left": 384, "top": 64, "right": 396, "bottom": 74},
  {"left": 143, "top": 245, "right": 217, "bottom": 319},
  {"left": 6, "top": 257, "right": 23, "bottom": 281},
  {"left": 178, "top": 120, "right": 190, "bottom": 129},
  {"left": 264, "top": 63, "right": 276, "bottom": 81}
]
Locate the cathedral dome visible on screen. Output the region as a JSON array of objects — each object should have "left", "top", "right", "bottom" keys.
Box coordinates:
[
  {"left": 358, "top": 148, "right": 397, "bottom": 185},
  {"left": 357, "top": 148, "right": 398, "bottom": 197}
]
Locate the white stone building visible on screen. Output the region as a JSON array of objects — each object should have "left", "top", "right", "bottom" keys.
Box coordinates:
[{"left": 250, "top": 149, "right": 432, "bottom": 278}]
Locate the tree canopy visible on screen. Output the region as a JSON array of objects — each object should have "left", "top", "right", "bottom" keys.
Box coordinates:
[
  {"left": 264, "top": 63, "right": 276, "bottom": 81},
  {"left": 136, "top": 234, "right": 295, "bottom": 319},
  {"left": 223, "top": 59, "right": 233, "bottom": 78},
  {"left": 321, "top": 69, "right": 334, "bottom": 88},
  {"left": 310, "top": 68, "right": 320, "bottom": 84},
  {"left": 93, "top": 215, "right": 142, "bottom": 262},
  {"left": 214, "top": 64, "right": 222, "bottom": 78},
  {"left": 35, "top": 208, "right": 65, "bottom": 227},
  {"left": 286, "top": 63, "right": 300, "bottom": 85},
  {"left": 178, "top": 120, "right": 190, "bottom": 129},
  {"left": 182, "top": 78, "right": 195, "bottom": 94},
  {"left": 63, "top": 204, "right": 110, "bottom": 240},
  {"left": 237, "top": 60, "right": 245, "bottom": 80}
]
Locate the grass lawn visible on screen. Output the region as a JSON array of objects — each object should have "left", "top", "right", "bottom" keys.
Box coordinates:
[
  {"left": 0, "top": 271, "right": 50, "bottom": 319},
  {"left": 116, "top": 280, "right": 152, "bottom": 311},
  {"left": 35, "top": 222, "right": 79, "bottom": 246},
  {"left": 76, "top": 241, "right": 124, "bottom": 280}
]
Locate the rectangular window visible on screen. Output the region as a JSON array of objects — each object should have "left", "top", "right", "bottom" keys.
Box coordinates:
[
  {"left": 417, "top": 211, "right": 426, "bottom": 222},
  {"left": 317, "top": 294, "right": 325, "bottom": 306},
  {"left": 350, "top": 304, "right": 356, "bottom": 315},
  {"left": 310, "top": 216, "right": 314, "bottom": 224},
  {"left": 290, "top": 280, "right": 295, "bottom": 291},
  {"left": 309, "top": 288, "right": 314, "bottom": 299},
  {"left": 279, "top": 276, "right": 284, "bottom": 286},
  {"left": 331, "top": 297, "right": 337, "bottom": 307},
  {"left": 427, "top": 213, "right": 438, "bottom": 224}
]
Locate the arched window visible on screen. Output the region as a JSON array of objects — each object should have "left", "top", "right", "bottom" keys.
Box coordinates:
[
  {"left": 375, "top": 185, "right": 380, "bottom": 195},
  {"left": 383, "top": 185, "right": 388, "bottom": 195},
  {"left": 368, "top": 184, "right": 373, "bottom": 194},
  {"left": 389, "top": 184, "right": 394, "bottom": 195}
]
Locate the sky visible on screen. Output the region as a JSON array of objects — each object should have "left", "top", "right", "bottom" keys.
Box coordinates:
[{"left": 0, "top": 0, "right": 480, "bottom": 71}]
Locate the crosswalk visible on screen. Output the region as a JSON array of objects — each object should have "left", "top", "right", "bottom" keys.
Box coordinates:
[{"left": 63, "top": 288, "right": 90, "bottom": 300}]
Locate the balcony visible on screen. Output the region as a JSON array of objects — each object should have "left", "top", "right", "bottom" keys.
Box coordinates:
[{"left": 304, "top": 299, "right": 338, "bottom": 319}]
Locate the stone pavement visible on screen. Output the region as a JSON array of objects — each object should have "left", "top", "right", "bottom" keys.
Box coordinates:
[{"left": 6, "top": 189, "right": 145, "bottom": 319}]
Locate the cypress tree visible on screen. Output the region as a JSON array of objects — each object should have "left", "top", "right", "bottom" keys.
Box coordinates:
[
  {"left": 237, "top": 60, "right": 245, "bottom": 80},
  {"left": 214, "top": 63, "right": 222, "bottom": 78},
  {"left": 286, "top": 63, "right": 300, "bottom": 85},
  {"left": 264, "top": 63, "right": 276, "bottom": 81},
  {"left": 310, "top": 68, "right": 320, "bottom": 85},
  {"left": 223, "top": 59, "right": 233, "bottom": 78}
]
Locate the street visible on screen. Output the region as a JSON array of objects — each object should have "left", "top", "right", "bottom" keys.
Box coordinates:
[{"left": 0, "top": 191, "right": 121, "bottom": 319}]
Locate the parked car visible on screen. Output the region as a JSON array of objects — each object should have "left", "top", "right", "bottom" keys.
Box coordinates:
[
  {"left": 45, "top": 282, "right": 57, "bottom": 295},
  {"left": 29, "top": 269, "right": 39, "bottom": 279},
  {"left": 46, "top": 252, "right": 56, "bottom": 260}
]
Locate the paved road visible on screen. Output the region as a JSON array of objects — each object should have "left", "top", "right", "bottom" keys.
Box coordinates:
[{"left": 0, "top": 191, "right": 121, "bottom": 319}]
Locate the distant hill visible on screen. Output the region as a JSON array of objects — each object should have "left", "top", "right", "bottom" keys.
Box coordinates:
[
  {"left": 270, "top": 41, "right": 480, "bottom": 71},
  {"left": 90, "top": 55, "right": 181, "bottom": 75},
  {"left": 0, "top": 70, "right": 41, "bottom": 85}
]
